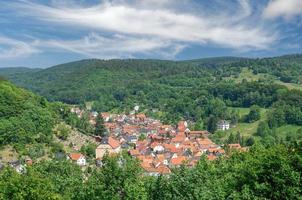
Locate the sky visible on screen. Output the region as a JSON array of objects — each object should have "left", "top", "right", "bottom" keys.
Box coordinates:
[{"left": 0, "top": 0, "right": 302, "bottom": 68}]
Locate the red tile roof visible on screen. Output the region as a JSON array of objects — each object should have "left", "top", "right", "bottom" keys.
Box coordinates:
[
  {"left": 69, "top": 153, "right": 84, "bottom": 161},
  {"left": 170, "top": 156, "right": 187, "bottom": 165},
  {"left": 197, "top": 138, "right": 214, "bottom": 146},
  {"left": 171, "top": 133, "right": 186, "bottom": 143},
  {"left": 108, "top": 137, "right": 120, "bottom": 149},
  {"left": 136, "top": 113, "right": 146, "bottom": 119}
]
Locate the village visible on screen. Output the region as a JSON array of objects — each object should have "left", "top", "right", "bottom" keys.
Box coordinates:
[{"left": 67, "top": 106, "right": 247, "bottom": 176}]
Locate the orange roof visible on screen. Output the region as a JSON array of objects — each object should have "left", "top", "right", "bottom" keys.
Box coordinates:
[
  {"left": 105, "top": 122, "right": 116, "bottom": 129},
  {"left": 108, "top": 137, "right": 120, "bottom": 149},
  {"left": 142, "top": 164, "right": 171, "bottom": 174},
  {"left": 69, "top": 153, "right": 84, "bottom": 161},
  {"left": 171, "top": 133, "right": 186, "bottom": 143},
  {"left": 178, "top": 121, "right": 188, "bottom": 132},
  {"left": 194, "top": 151, "right": 203, "bottom": 157},
  {"left": 141, "top": 161, "right": 152, "bottom": 169},
  {"left": 123, "top": 125, "right": 139, "bottom": 134},
  {"left": 155, "top": 165, "right": 171, "bottom": 174},
  {"left": 189, "top": 130, "right": 209, "bottom": 136},
  {"left": 170, "top": 156, "right": 187, "bottom": 165},
  {"left": 197, "top": 138, "right": 214, "bottom": 146},
  {"left": 171, "top": 146, "right": 181, "bottom": 153},
  {"left": 136, "top": 140, "right": 148, "bottom": 147},
  {"left": 156, "top": 154, "right": 165, "bottom": 162},
  {"left": 136, "top": 113, "right": 146, "bottom": 119}
]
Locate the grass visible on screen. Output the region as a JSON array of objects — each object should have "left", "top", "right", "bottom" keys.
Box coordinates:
[
  {"left": 225, "top": 67, "right": 302, "bottom": 91},
  {"left": 225, "top": 107, "right": 268, "bottom": 137},
  {"left": 0, "top": 146, "right": 18, "bottom": 163},
  {"left": 222, "top": 107, "right": 302, "bottom": 141}
]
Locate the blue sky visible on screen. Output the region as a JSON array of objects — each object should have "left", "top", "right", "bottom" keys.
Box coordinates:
[{"left": 0, "top": 0, "right": 302, "bottom": 68}]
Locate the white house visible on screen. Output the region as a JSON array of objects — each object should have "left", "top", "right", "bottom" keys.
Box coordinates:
[
  {"left": 217, "top": 120, "right": 230, "bottom": 131},
  {"left": 68, "top": 153, "right": 86, "bottom": 166}
]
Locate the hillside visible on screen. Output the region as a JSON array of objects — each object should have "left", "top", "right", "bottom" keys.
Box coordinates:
[
  {"left": 0, "top": 78, "right": 58, "bottom": 145},
  {"left": 1, "top": 55, "right": 302, "bottom": 141},
  {"left": 0, "top": 58, "right": 244, "bottom": 104},
  {"left": 1, "top": 55, "right": 302, "bottom": 104}
]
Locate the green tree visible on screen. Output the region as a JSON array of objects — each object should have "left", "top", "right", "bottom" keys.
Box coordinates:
[
  {"left": 256, "top": 121, "right": 271, "bottom": 137},
  {"left": 207, "top": 115, "right": 218, "bottom": 133},
  {"left": 55, "top": 124, "right": 70, "bottom": 140},
  {"left": 95, "top": 114, "right": 107, "bottom": 137},
  {"left": 244, "top": 105, "right": 261, "bottom": 123}
]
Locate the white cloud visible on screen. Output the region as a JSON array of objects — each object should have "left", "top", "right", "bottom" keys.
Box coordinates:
[
  {"left": 0, "top": 36, "right": 40, "bottom": 59},
  {"left": 263, "top": 0, "right": 302, "bottom": 19},
  {"left": 37, "top": 33, "right": 186, "bottom": 59},
  {"left": 6, "top": 0, "right": 276, "bottom": 51}
]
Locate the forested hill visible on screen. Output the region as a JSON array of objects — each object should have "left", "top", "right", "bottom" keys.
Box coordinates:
[
  {"left": 1, "top": 55, "right": 302, "bottom": 104},
  {"left": 1, "top": 54, "right": 302, "bottom": 126},
  {"left": 0, "top": 57, "right": 246, "bottom": 104},
  {"left": 0, "top": 78, "right": 58, "bottom": 145}
]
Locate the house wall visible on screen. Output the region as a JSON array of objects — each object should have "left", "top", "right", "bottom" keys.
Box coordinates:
[
  {"left": 77, "top": 157, "right": 86, "bottom": 166},
  {"left": 95, "top": 145, "right": 121, "bottom": 159}
]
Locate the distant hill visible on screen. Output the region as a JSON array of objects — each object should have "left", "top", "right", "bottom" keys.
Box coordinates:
[
  {"left": 1, "top": 55, "right": 302, "bottom": 104},
  {"left": 0, "top": 67, "right": 41, "bottom": 76},
  {"left": 0, "top": 57, "right": 251, "bottom": 103}
]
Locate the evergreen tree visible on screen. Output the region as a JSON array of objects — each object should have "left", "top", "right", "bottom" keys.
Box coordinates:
[
  {"left": 207, "top": 116, "right": 218, "bottom": 133},
  {"left": 95, "top": 114, "right": 107, "bottom": 137}
]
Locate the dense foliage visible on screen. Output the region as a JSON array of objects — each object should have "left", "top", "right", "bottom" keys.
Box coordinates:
[
  {"left": 0, "top": 79, "right": 57, "bottom": 145},
  {"left": 2, "top": 55, "right": 302, "bottom": 127},
  {"left": 0, "top": 144, "right": 301, "bottom": 199}
]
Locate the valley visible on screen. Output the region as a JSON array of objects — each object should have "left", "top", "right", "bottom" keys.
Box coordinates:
[{"left": 0, "top": 55, "right": 302, "bottom": 199}]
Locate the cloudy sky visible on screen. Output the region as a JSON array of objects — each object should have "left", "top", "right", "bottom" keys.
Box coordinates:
[{"left": 0, "top": 0, "right": 302, "bottom": 68}]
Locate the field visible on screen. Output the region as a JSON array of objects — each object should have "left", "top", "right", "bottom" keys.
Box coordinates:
[
  {"left": 224, "top": 107, "right": 267, "bottom": 137},
  {"left": 221, "top": 107, "right": 302, "bottom": 142},
  {"left": 226, "top": 67, "right": 302, "bottom": 91}
]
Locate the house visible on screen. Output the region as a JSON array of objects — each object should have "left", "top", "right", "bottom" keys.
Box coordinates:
[
  {"left": 150, "top": 142, "right": 165, "bottom": 153},
  {"left": 217, "top": 120, "right": 230, "bottom": 131},
  {"left": 123, "top": 135, "right": 138, "bottom": 144},
  {"left": 141, "top": 162, "right": 171, "bottom": 176},
  {"left": 187, "top": 130, "right": 210, "bottom": 138},
  {"left": 95, "top": 137, "right": 121, "bottom": 159},
  {"left": 196, "top": 138, "right": 215, "bottom": 150},
  {"left": 177, "top": 121, "right": 187, "bottom": 132},
  {"left": 136, "top": 113, "right": 146, "bottom": 122},
  {"left": 91, "top": 111, "right": 98, "bottom": 118},
  {"left": 68, "top": 153, "right": 86, "bottom": 166},
  {"left": 170, "top": 156, "right": 187, "bottom": 167},
  {"left": 101, "top": 112, "right": 111, "bottom": 122}
]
